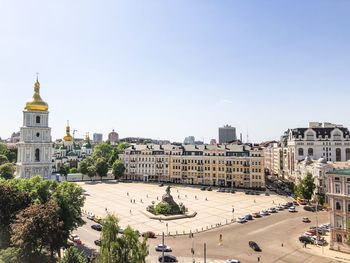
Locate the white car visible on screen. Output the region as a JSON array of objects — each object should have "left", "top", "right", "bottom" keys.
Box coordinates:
[
  {"left": 260, "top": 210, "right": 269, "bottom": 216},
  {"left": 226, "top": 260, "right": 241, "bottom": 263},
  {"left": 87, "top": 213, "right": 95, "bottom": 220},
  {"left": 237, "top": 217, "right": 247, "bottom": 224},
  {"left": 155, "top": 244, "right": 172, "bottom": 252},
  {"left": 69, "top": 234, "right": 82, "bottom": 245},
  {"left": 288, "top": 206, "right": 296, "bottom": 212}
]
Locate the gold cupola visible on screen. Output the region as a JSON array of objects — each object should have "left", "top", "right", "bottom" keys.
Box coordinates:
[
  {"left": 63, "top": 121, "right": 73, "bottom": 142},
  {"left": 24, "top": 77, "right": 49, "bottom": 112}
]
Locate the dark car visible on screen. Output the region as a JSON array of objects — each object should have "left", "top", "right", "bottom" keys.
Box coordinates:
[
  {"left": 142, "top": 231, "right": 156, "bottom": 238},
  {"left": 286, "top": 202, "right": 294, "bottom": 207},
  {"left": 244, "top": 214, "right": 253, "bottom": 220},
  {"left": 231, "top": 189, "right": 236, "bottom": 194},
  {"left": 159, "top": 183, "right": 164, "bottom": 187},
  {"left": 299, "top": 235, "right": 313, "bottom": 244},
  {"left": 94, "top": 239, "right": 101, "bottom": 246},
  {"left": 304, "top": 206, "right": 316, "bottom": 212},
  {"left": 158, "top": 255, "right": 178, "bottom": 262},
  {"left": 249, "top": 241, "right": 261, "bottom": 252},
  {"left": 91, "top": 224, "right": 102, "bottom": 231},
  {"left": 265, "top": 192, "right": 270, "bottom": 196},
  {"left": 200, "top": 186, "right": 206, "bottom": 191},
  {"left": 206, "top": 187, "right": 212, "bottom": 191}
]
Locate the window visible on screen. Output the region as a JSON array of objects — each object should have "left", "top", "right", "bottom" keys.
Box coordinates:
[
  {"left": 36, "top": 116, "right": 40, "bottom": 124},
  {"left": 336, "top": 148, "right": 342, "bottom": 162},
  {"left": 308, "top": 148, "right": 314, "bottom": 156},
  {"left": 306, "top": 131, "right": 314, "bottom": 141},
  {"left": 348, "top": 203, "right": 350, "bottom": 212},
  {"left": 35, "top": 149, "right": 40, "bottom": 162},
  {"left": 348, "top": 184, "right": 350, "bottom": 195},
  {"left": 298, "top": 148, "right": 304, "bottom": 156},
  {"left": 336, "top": 216, "right": 343, "bottom": 228},
  {"left": 346, "top": 149, "right": 350, "bottom": 161},
  {"left": 335, "top": 183, "right": 341, "bottom": 194},
  {"left": 336, "top": 234, "right": 343, "bottom": 243},
  {"left": 336, "top": 201, "right": 342, "bottom": 210},
  {"left": 333, "top": 132, "right": 342, "bottom": 141}
]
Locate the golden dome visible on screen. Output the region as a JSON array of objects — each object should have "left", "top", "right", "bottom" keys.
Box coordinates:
[
  {"left": 63, "top": 123, "right": 73, "bottom": 142},
  {"left": 24, "top": 79, "right": 49, "bottom": 111}
]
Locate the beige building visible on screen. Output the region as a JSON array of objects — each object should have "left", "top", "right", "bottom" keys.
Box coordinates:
[
  {"left": 121, "top": 144, "right": 265, "bottom": 189},
  {"left": 326, "top": 169, "right": 350, "bottom": 254}
]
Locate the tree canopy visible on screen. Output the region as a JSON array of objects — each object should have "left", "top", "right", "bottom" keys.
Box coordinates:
[
  {"left": 95, "top": 158, "right": 109, "bottom": 180},
  {"left": 59, "top": 247, "right": 87, "bottom": 263},
  {"left": 112, "top": 160, "right": 125, "bottom": 180},
  {"left": 294, "top": 172, "right": 316, "bottom": 201},
  {"left": 0, "top": 163, "right": 15, "bottom": 180}
]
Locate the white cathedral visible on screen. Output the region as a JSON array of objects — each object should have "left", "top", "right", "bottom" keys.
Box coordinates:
[{"left": 16, "top": 78, "right": 53, "bottom": 179}]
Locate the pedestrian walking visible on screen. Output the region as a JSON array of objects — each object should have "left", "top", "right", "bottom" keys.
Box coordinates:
[
  {"left": 258, "top": 256, "right": 260, "bottom": 262},
  {"left": 281, "top": 243, "right": 283, "bottom": 247}
]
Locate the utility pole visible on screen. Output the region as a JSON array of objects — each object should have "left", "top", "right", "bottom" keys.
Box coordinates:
[
  {"left": 162, "top": 232, "right": 165, "bottom": 263},
  {"left": 204, "top": 243, "right": 207, "bottom": 263}
]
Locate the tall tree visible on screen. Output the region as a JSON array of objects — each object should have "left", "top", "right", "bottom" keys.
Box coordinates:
[
  {"left": 11, "top": 201, "right": 67, "bottom": 261},
  {"left": 95, "top": 158, "right": 109, "bottom": 181},
  {"left": 99, "top": 214, "right": 119, "bottom": 263},
  {"left": 294, "top": 172, "right": 316, "bottom": 201},
  {"left": 59, "top": 164, "right": 70, "bottom": 181},
  {"left": 0, "top": 163, "right": 15, "bottom": 180},
  {"left": 59, "top": 247, "right": 87, "bottom": 263},
  {"left": 92, "top": 142, "right": 113, "bottom": 161},
  {"left": 0, "top": 154, "right": 9, "bottom": 165},
  {"left": 78, "top": 160, "right": 89, "bottom": 175},
  {"left": 112, "top": 160, "right": 125, "bottom": 180},
  {"left": 87, "top": 166, "right": 96, "bottom": 180},
  {"left": 0, "top": 183, "right": 30, "bottom": 248}
]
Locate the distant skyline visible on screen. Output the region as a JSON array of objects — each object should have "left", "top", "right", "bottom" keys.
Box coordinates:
[{"left": 1, "top": 1, "right": 350, "bottom": 143}]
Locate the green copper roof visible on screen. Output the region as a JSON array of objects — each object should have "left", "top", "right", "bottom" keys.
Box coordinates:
[{"left": 327, "top": 169, "right": 350, "bottom": 175}]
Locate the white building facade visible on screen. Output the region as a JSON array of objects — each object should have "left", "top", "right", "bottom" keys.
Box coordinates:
[{"left": 16, "top": 79, "right": 52, "bottom": 179}]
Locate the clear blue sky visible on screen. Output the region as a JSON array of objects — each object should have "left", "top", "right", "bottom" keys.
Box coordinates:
[{"left": 1, "top": 0, "right": 349, "bottom": 143}]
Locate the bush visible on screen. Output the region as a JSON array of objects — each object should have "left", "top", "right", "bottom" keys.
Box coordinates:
[{"left": 154, "top": 203, "right": 172, "bottom": 215}]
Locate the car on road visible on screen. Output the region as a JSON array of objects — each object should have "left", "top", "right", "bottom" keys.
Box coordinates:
[
  {"left": 142, "top": 231, "right": 156, "bottom": 238},
  {"left": 230, "top": 189, "right": 236, "bottom": 194},
  {"left": 87, "top": 213, "right": 95, "bottom": 220},
  {"left": 158, "top": 255, "right": 178, "bottom": 262},
  {"left": 225, "top": 188, "right": 231, "bottom": 193},
  {"left": 276, "top": 205, "right": 284, "bottom": 211},
  {"left": 69, "top": 234, "right": 82, "bottom": 245},
  {"left": 118, "top": 228, "right": 124, "bottom": 234},
  {"left": 217, "top": 188, "right": 225, "bottom": 192},
  {"left": 226, "top": 259, "right": 241, "bottom": 263},
  {"left": 259, "top": 210, "right": 269, "bottom": 216},
  {"left": 299, "top": 235, "right": 313, "bottom": 244},
  {"left": 155, "top": 244, "right": 172, "bottom": 252},
  {"left": 244, "top": 214, "right": 253, "bottom": 220},
  {"left": 265, "top": 192, "right": 270, "bottom": 196},
  {"left": 302, "top": 217, "right": 311, "bottom": 223},
  {"left": 200, "top": 186, "right": 206, "bottom": 191},
  {"left": 268, "top": 208, "right": 277, "bottom": 213},
  {"left": 94, "top": 239, "right": 101, "bottom": 246},
  {"left": 159, "top": 183, "right": 164, "bottom": 187},
  {"left": 248, "top": 241, "right": 261, "bottom": 252},
  {"left": 91, "top": 224, "right": 102, "bottom": 231},
  {"left": 288, "top": 206, "right": 296, "bottom": 212},
  {"left": 252, "top": 212, "right": 261, "bottom": 218},
  {"left": 206, "top": 186, "right": 212, "bottom": 191},
  {"left": 237, "top": 217, "right": 247, "bottom": 224},
  {"left": 311, "top": 237, "right": 327, "bottom": 246},
  {"left": 286, "top": 202, "right": 294, "bottom": 207}
]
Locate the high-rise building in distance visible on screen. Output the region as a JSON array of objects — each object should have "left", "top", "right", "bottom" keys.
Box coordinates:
[
  {"left": 219, "top": 125, "right": 237, "bottom": 144},
  {"left": 93, "top": 133, "right": 103, "bottom": 144}
]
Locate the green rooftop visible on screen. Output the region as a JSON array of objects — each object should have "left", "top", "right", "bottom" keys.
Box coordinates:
[{"left": 327, "top": 169, "right": 350, "bottom": 176}]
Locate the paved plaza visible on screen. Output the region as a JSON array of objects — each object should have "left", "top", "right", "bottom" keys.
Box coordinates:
[{"left": 79, "top": 181, "right": 291, "bottom": 235}]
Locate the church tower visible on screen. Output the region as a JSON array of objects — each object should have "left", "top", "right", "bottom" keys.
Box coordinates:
[{"left": 16, "top": 77, "right": 52, "bottom": 178}]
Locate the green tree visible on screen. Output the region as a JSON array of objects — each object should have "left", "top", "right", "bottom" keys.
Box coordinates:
[
  {"left": 154, "top": 203, "right": 172, "bottom": 215},
  {"left": 95, "top": 158, "right": 109, "bottom": 181},
  {"left": 0, "top": 247, "right": 20, "bottom": 263},
  {"left": 59, "top": 164, "right": 71, "bottom": 181},
  {"left": 87, "top": 166, "right": 96, "bottom": 180},
  {"left": 294, "top": 172, "right": 316, "bottom": 201},
  {"left": 0, "top": 183, "right": 30, "bottom": 248},
  {"left": 0, "top": 163, "right": 14, "bottom": 180},
  {"left": 60, "top": 246, "right": 87, "bottom": 263},
  {"left": 69, "top": 168, "right": 78, "bottom": 174},
  {"left": 92, "top": 142, "right": 113, "bottom": 161},
  {"left": 112, "top": 160, "right": 125, "bottom": 180},
  {"left": 98, "top": 214, "right": 148, "bottom": 263},
  {"left": 11, "top": 201, "right": 67, "bottom": 261},
  {"left": 78, "top": 160, "right": 89, "bottom": 175},
  {"left": 0, "top": 144, "right": 16, "bottom": 163},
  {"left": 0, "top": 155, "right": 9, "bottom": 165}
]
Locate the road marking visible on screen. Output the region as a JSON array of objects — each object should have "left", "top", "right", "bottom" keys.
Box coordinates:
[{"left": 248, "top": 219, "right": 286, "bottom": 235}]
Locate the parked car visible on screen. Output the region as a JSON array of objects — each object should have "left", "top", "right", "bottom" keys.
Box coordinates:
[
  {"left": 268, "top": 208, "right": 277, "bottom": 213},
  {"left": 206, "top": 187, "right": 212, "bottom": 191},
  {"left": 260, "top": 210, "right": 269, "bottom": 216},
  {"left": 304, "top": 205, "right": 316, "bottom": 212},
  {"left": 265, "top": 192, "right": 270, "bottom": 196},
  {"left": 91, "top": 224, "right": 102, "bottom": 231},
  {"left": 225, "top": 188, "right": 231, "bottom": 193},
  {"left": 69, "top": 234, "right": 82, "bottom": 245},
  {"left": 286, "top": 202, "right": 294, "bottom": 207},
  {"left": 155, "top": 244, "right": 172, "bottom": 252},
  {"left": 217, "top": 188, "right": 225, "bottom": 192},
  {"left": 252, "top": 212, "right": 261, "bottom": 218},
  {"left": 200, "top": 186, "right": 206, "bottom": 191},
  {"left": 87, "top": 213, "right": 95, "bottom": 220},
  {"left": 288, "top": 206, "right": 296, "bottom": 212},
  {"left": 118, "top": 228, "right": 124, "bottom": 234},
  {"left": 94, "top": 239, "right": 101, "bottom": 246},
  {"left": 299, "top": 235, "right": 313, "bottom": 244},
  {"left": 159, "top": 183, "right": 164, "bottom": 187},
  {"left": 302, "top": 217, "right": 311, "bottom": 223},
  {"left": 231, "top": 189, "right": 236, "bottom": 194},
  {"left": 311, "top": 237, "right": 327, "bottom": 246},
  {"left": 244, "top": 214, "right": 253, "bottom": 220},
  {"left": 237, "top": 217, "right": 247, "bottom": 224},
  {"left": 158, "top": 255, "right": 178, "bottom": 262},
  {"left": 142, "top": 231, "right": 156, "bottom": 238},
  {"left": 276, "top": 205, "right": 284, "bottom": 211},
  {"left": 226, "top": 260, "right": 241, "bottom": 263},
  {"left": 248, "top": 241, "right": 261, "bottom": 252}
]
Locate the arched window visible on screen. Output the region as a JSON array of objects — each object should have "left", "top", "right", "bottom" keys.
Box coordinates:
[
  {"left": 336, "top": 201, "right": 341, "bottom": 210},
  {"left": 306, "top": 131, "right": 314, "bottom": 141},
  {"left": 308, "top": 148, "right": 314, "bottom": 156},
  {"left": 35, "top": 149, "right": 40, "bottom": 162},
  {"left": 36, "top": 116, "right": 41, "bottom": 124},
  {"left": 346, "top": 148, "right": 350, "bottom": 161},
  {"left": 336, "top": 148, "right": 342, "bottom": 162},
  {"left": 333, "top": 131, "right": 342, "bottom": 141},
  {"left": 298, "top": 148, "right": 304, "bottom": 156}
]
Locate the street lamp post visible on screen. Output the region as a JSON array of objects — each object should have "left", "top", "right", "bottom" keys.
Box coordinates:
[{"left": 204, "top": 243, "right": 207, "bottom": 263}]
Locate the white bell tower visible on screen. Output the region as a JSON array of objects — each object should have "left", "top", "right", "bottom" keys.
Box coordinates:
[{"left": 16, "top": 77, "right": 52, "bottom": 179}]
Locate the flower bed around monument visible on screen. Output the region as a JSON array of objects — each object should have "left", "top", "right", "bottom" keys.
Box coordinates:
[{"left": 147, "top": 202, "right": 187, "bottom": 216}]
